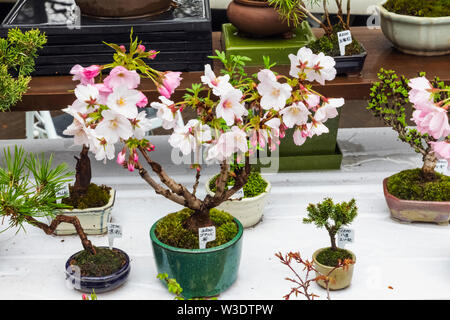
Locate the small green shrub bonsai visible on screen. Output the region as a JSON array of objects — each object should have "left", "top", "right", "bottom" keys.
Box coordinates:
[
  {"left": 367, "top": 69, "right": 450, "bottom": 201},
  {"left": 383, "top": 0, "right": 450, "bottom": 18},
  {"left": 303, "top": 198, "right": 357, "bottom": 267},
  {"left": 0, "top": 28, "right": 46, "bottom": 111}
]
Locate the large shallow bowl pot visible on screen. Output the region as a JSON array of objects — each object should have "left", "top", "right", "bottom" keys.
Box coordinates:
[
  {"left": 379, "top": 2, "right": 450, "bottom": 56},
  {"left": 205, "top": 177, "right": 271, "bottom": 228},
  {"left": 48, "top": 189, "right": 116, "bottom": 235},
  {"left": 150, "top": 217, "right": 243, "bottom": 299},
  {"left": 312, "top": 248, "right": 356, "bottom": 290},
  {"left": 227, "top": 0, "right": 295, "bottom": 37},
  {"left": 65, "top": 247, "right": 131, "bottom": 293},
  {"left": 383, "top": 178, "right": 450, "bottom": 225},
  {"left": 75, "top": 0, "right": 173, "bottom": 19}
]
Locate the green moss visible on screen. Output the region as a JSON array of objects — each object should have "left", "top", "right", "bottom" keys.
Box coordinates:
[
  {"left": 316, "top": 247, "right": 353, "bottom": 267},
  {"left": 62, "top": 183, "right": 111, "bottom": 209},
  {"left": 309, "top": 25, "right": 364, "bottom": 57},
  {"left": 70, "top": 247, "right": 126, "bottom": 277},
  {"left": 155, "top": 208, "right": 238, "bottom": 249},
  {"left": 387, "top": 169, "right": 450, "bottom": 201},
  {"left": 209, "top": 171, "right": 268, "bottom": 198},
  {"left": 384, "top": 0, "right": 450, "bottom": 17}
]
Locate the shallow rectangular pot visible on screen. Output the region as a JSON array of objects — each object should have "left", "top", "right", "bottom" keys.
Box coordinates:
[
  {"left": 383, "top": 179, "right": 450, "bottom": 225},
  {"left": 333, "top": 47, "right": 367, "bottom": 76},
  {"left": 48, "top": 189, "right": 116, "bottom": 235}
]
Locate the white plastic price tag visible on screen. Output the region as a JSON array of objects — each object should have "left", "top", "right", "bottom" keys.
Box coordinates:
[
  {"left": 337, "top": 30, "right": 353, "bottom": 56},
  {"left": 56, "top": 184, "right": 70, "bottom": 204},
  {"left": 337, "top": 228, "right": 355, "bottom": 248},
  {"left": 108, "top": 223, "right": 122, "bottom": 249},
  {"left": 435, "top": 159, "right": 448, "bottom": 175},
  {"left": 199, "top": 226, "right": 216, "bottom": 249}
]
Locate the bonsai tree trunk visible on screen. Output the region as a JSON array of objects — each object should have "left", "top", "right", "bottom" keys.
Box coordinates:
[
  {"left": 24, "top": 214, "right": 96, "bottom": 255},
  {"left": 422, "top": 152, "right": 438, "bottom": 182},
  {"left": 327, "top": 227, "right": 338, "bottom": 251},
  {"left": 73, "top": 145, "right": 91, "bottom": 196}
]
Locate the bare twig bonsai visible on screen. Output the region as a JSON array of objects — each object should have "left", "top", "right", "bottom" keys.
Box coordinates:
[
  {"left": 303, "top": 198, "right": 357, "bottom": 251},
  {"left": 0, "top": 146, "right": 96, "bottom": 255}
]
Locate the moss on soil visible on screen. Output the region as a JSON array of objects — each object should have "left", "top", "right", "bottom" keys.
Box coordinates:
[
  {"left": 387, "top": 169, "right": 450, "bottom": 202},
  {"left": 209, "top": 171, "right": 268, "bottom": 198},
  {"left": 383, "top": 0, "right": 450, "bottom": 18},
  {"left": 155, "top": 208, "right": 239, "bottom": 249},
  {"left": 309, "top": 25, "right": 364, "bottom": 57},
  {"left": 70, "top": 247, "right": 126, "bottom": 277},
  {"left": 316, "top": 247, "right": 353, "bottom": 267},
  {"left": 62, "top": 183, "right": 111, "bottom": 209}
]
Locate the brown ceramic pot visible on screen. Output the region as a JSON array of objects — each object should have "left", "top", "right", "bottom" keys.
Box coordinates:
[
  {"left": 383, "top": 178, "right": 450, "bottom": 225},
  {"left": 227, "top": 0, "right": 295, "bottom": 37},
  {"left": 75, "top": 0, "right": 173, "bottom": 19}
]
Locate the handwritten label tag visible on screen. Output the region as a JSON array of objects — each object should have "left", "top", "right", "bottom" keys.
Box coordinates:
[
  {"left": 435, "top": 159, "right": 449, "bottom": 175},
  {"left": 337, "top": 30, "right": 353, "bottom": 56},
  {"left": 338, "top": 228, "right": 354, "bottom": 248},
  {"left": 108, "top": 223, "right": 122, "bottom": 249},
  {"left": 199, "top": 226, "right": 216, "bottom": 249},
  {"left": 230, "top": 188, "right": 245, "bottom": 200},
  {"left": 56, "top": 184, "right": 70, "bottom": 204}
]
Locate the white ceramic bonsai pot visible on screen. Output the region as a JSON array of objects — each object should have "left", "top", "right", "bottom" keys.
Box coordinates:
[
  {"left": 205, "top": 177, "right": 271, "bottom": 228},
  {"left": 379, "top": 2, "right": 450, "bottom": 56},
  {"left": 48, "top": 189, "right": 116, "bottom": 235},
  {"left": 312, "top": 248, "right": 356, "bottom": 290}
]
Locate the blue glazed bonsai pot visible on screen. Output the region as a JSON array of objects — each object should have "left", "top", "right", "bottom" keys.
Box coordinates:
[
  {"left": 150, "top": 217, "right": 244, "bottom": 299},
  {"left": 65, "top": 247, "right": 131, "bottom": 293}
]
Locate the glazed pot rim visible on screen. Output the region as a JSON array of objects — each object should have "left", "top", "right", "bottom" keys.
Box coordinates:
[
  {"left": 382, "top": 177, "right": 450, "bottom": 205},
  {"left": 65, "top": 246, "right": 130, "bottom": 281},
  {"left": 312, "top": 247, "right": 356, "bottom": 269},
  {"left": 58, "top": 188, "right": 116, "bottom": 214},
  {"left": 233, "top": 0, "right": 271, "bottom": 8},
  {"left": 379, "top": 1, "right": 450, "bottom": 24},
  {"left": 150, "top": 216, "right": 244, "bottom": 254},
  {"left": 205, "top": 176, "right": 271, "bottom": 202}
]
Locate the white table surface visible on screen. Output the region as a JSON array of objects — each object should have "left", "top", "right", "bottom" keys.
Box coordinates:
[{"left": 0, "top": 127, "right": 449, "bottom": 300}]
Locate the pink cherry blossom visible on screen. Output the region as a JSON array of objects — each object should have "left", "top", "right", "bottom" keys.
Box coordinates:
[
  {"left": 95, "top": 110, "right": 133, "bottom": 144},
  {"left": 257, "top": 69, "right": 292, "bottom": 111},
  {"left": 116, "top": 150, "right": 126, "bottom": 165},
  {"left": 279, "top": 102, "right": 310, "bottom": 128},
  {"left": 304, "top": 93, "right": 321, "bottom": 109},
  {"left": 150, "top": 96, "right": 180, "bottom": 130},
  {"left": 137, "top": 92, "right": 148, "bottom": 108},
  {"left": 293, "top": 126, "right": 310, "bottom": 146},
  {"left": 201, "top": 64, "right": 233, "bottom": 96},
  {"left": 431, "top": 141, "right": 450, "bottom": 160},
  {"left": 158, "top": 72, "right": 182, "bottom": 99},
  {"left": 216, "top": 88, "right": 248, "bottom": 126},
  {"left": 412, "top": 103, "right": 450, "bottom": 139},
  {"left": 408, "top": 77, "right": 433, "bottom": 105},
  {"left": 104, "top": 66, "right": 140, "bottom": 89},
  {"left": 70, "top": 65, "right": 101, "bottom": 85},
  {"left": 314, "top": 98, "right": 344, "bottom": 122},
  {"left": 94, "top": 83, "right": 113, "bottom": 105}
]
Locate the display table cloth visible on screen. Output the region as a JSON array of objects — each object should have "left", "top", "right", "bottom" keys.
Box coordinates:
[{"left": 0, "top": 127, "right": 448, "bottom": 300}]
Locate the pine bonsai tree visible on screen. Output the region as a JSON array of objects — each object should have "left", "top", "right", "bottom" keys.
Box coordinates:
[
  {"left": 0, "top": 28, "right": 47, "bottom": 111},
  {"left": 303, "top": 198, "right": 357, "bottom": 251}
]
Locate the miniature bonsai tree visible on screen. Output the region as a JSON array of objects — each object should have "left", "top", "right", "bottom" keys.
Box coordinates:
[
  {"left": 269, "top": 0, "right": 363, "bottom": 56},
  {"left": 303, "top": 198, "right": 357, "bottom": 265},
  {"left": 0, "top": 146, "right": 96, "bottom": 255},
  {"left": 368, "top": 69, "right": 450, "bottom": 201},
  {"left": 0, "top": 28, "right": 47, "bottom": 111},
  {"left": 62, "top": 31, "right": 344, "bottom": 243}
]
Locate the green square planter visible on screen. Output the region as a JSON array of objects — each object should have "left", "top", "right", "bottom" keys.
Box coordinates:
[
  {"left": 222, "top": 21, "right": 316, "bottom": 66},
  {"left": 150, "top": 217, "right": 244, "bottom": 299}
]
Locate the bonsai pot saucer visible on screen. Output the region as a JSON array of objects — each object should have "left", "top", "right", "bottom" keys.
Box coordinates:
[{"left": 383, "top": 178, "right": 450, "bottom": 225}]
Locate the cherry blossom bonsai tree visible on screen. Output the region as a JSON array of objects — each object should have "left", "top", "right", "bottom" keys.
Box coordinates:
[
  {"left": 368, "top": 69, "right": 450, "bottom": 202},
  {"left": 62, "top": 31, "right": 344, "bottom": 238}
]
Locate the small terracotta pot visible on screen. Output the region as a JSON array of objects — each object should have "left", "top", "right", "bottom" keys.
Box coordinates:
[
  {"left": 227, "top": 0, "right": 295, "bottom": 37},
  {"left": 312, "top": 248, "right": 356, "bottom": 290},
  {"left": 383, "top": 178, "right": 450, "bottom": 225},
  {"left": 75, "top": 0, "right": 173, "bottom": 19}
]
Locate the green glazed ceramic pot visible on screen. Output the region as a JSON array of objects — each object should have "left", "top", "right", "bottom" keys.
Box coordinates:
[{"left": 150, "top": 217, "right": 244, "bottom": 299}]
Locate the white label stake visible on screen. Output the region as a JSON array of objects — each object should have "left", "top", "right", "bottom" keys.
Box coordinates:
[
  {"left": 337, "top": 228, "right": 355, "bottom": 249},
  {"left": 199, "top": 226, "right": 216, "bottom": 249},
  {"left": 56, "top": 184, "right": 70, "bottom": 204},
  {"left": 230, "top": 188, "right": 245, "bottom": 200},
  {"left": 435, "top": 159, "right": 449, "bottom": 175},
  {"left": 337, "top": 30, "right": 353, "bottom": 56},
  {"left": 108, "top": 223, "right": 122, "bottom": 250}
]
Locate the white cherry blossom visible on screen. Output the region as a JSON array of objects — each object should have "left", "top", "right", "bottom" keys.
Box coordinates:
[
  {"left": 314, "top": 98, "right": 344, "bottom": 122},
  {"left": 201, "top": 64, "right": 233, "bottom": 96},
  {"left": 107, "top": 86, "right": 141, "bottom": 119},
  {"left": 95, "top": 110, "right": 133, "bottom": 144},
  {"left": 279, "top": 102, "right": 311, "bottom": 128},
  {"left": 216, "top": 88, "right": 248, "bottom": 126},
  {"left": 257, "top": 69, "right": 292, "bottom": 111}
]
